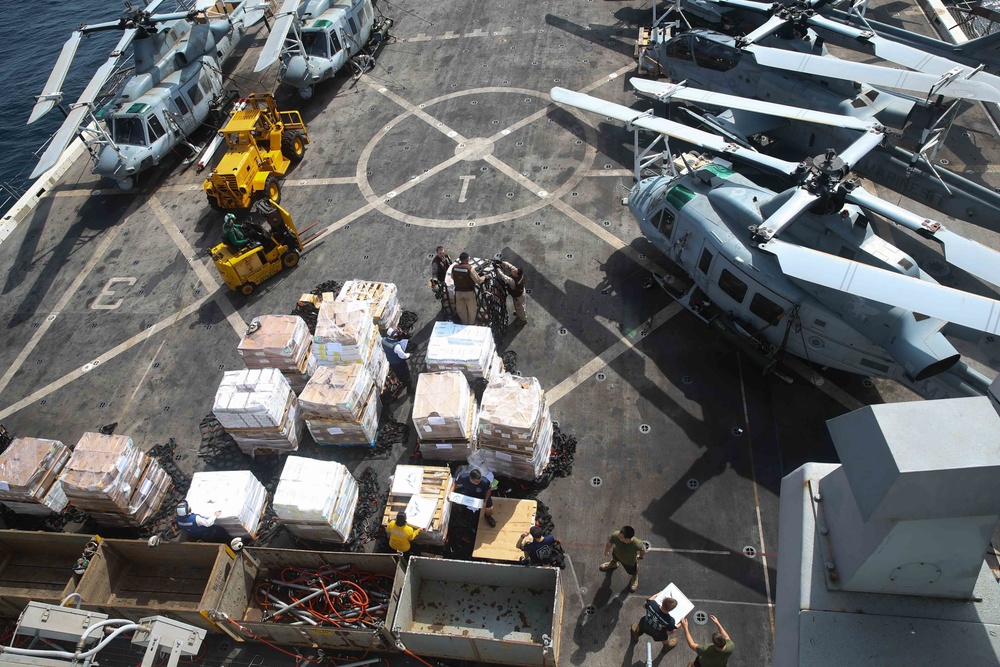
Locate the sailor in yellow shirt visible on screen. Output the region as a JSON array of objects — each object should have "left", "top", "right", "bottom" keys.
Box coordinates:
[{"left": 388, "top": 511, "right": 421, "bottom": 557}]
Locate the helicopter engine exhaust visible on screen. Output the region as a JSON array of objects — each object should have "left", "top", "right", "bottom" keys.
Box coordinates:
[{"left": 887, "top": 313, "right": 961, "bottom": 382}]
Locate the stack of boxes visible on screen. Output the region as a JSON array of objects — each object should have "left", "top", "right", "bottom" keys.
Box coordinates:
[
  {"left": 238, "top": 315, "right": 316, "bottom": 393},
  {"left": 186, "top": 470, "right": 267, "bottom": 538},
  {"left": 412, "top": 371, "right": 478, "bottom": 461},
  {"left": 312, "top": 300, "right": 389, "bottom": 390},
  {"left": 382, "top": 465, "right": 454, "bottom": 546},
  {"left": 59, "top": 433, "right": 172, "bottom": 527},
  {"left": 0, "top": 438, "right": 70, "bottom": 515},
  {"left": 212, "top": 368, "right": 303, "bottom": 456},
  {"left": 299, "top": 364, "right": 381, "bottom": 446},
  {"left": 337, "top": 280, "right": 402, "bottom": 333},
  {"left": 475, "top": 374, "right": 554, "bottom": 480},
  {"left": 273, "top": 457, "right": 359, "bottom": 542},
  {"left": 425, "top": 322, "right": 503, "bottom": 382}
]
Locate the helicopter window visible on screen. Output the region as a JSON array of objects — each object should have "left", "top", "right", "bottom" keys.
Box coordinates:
[
  {"left": 698, "top": 248, "right": 713, "bottom": 275},
  {"left": 112, "top": 117, "right": 147, "bottom": 146},
  {"left": 174, "top": 95, "right": 190, "bottom": 115},
  {"left": 655, "top": 208, "right": 675, "bottom": 236},
  {"left": 665, "top": 35, "right": 694, "bottom": 61},
  {"left": 851, "top": 98, "right": 867, "bottom": 108},
  {"left": 348, "top": 17, "right": 358, "bottom": 34},
  {"left": 692, "top": 36, "right": 740, "bottom": 72},
  {"left": 865, "top": 90, "right": 879, "bottom": 101},
  {"left": 749, "top": 293, "right": 784, "bottom": 326},
  {"left": 188, "top": 83, "right": 204, "bottom": 107},
  {"left": 302, "top": 32, "right": 330, "bottom": 58},
  {"left": 147, "top": 116, "right": 165, "bottom": 142},
  {"left": 332, "top": 31, "right": 342, "bottom": 54},
  {"left": 718, "top": 269, "right": 748, "bottom": 303}
]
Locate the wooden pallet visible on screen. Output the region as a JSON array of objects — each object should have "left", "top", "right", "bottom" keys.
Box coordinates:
[
  {"left": 635, "top": 27, "right": 651, "bottom": 59},
  {"left": 381, "top": 467, "right": 453, "bottom": 533}
]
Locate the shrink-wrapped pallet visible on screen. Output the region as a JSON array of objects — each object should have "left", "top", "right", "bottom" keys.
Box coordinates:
[
  {"left": 213, "top": 368, "right": 302, "bottom": 455},
  {"left": 475, "top": 411, "right": 554, "bottom": 481},
  {"left": 478, "top": 375, "right": 544, "bottom": 446},
  {"left": 382, "top": 465, "right": 453, "bottom": 546},
  {"left": 417, "top": 402, "right": 479, "bottom": 462},
  {"left": 412, "top": 372, "right": 475, "bottom": 441},
  {"left": 425, "top": 322, "right": 503, "bottom": 381},
  {"left": 300, "top": 365, "right": 382, "bottom": 446},
  {"left": 238, "top": 315, "right": 315, "bottom": 393},
  {"left": 60, "top": 433, "right": 146, "bottom": 514},
  {"left": 0, "top": 438, "right": 71, "bottom": 515},
  {"left": 274, "top": 457, "right": 359, "bottom": 542},
  {"left": 186, "top": 470, "right": 267, "bottom": 538},
  {"left": 88, "top": 458, "right": 174, "bottom": 528},
  {"left": 313, "top": 301, "right": 377, "bottom": 365},
  {"left": 336, "top": 280, "right": 401, "bottom": 332}
]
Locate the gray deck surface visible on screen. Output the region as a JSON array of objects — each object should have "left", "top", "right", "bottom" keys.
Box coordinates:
[
  {"left": 409, "top": 581, "right": 552, "bottom": 642},
  {"left": 3, "top": 0, "right": 1000, "bottom": 665}
]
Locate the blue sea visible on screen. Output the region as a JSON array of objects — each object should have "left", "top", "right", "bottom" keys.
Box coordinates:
[{"left": 0, "top": 0, "right": 126, "bottom": 214}]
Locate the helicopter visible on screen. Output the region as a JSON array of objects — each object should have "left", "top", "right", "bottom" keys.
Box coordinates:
[
  {"left": 28, "top": 0, "right": 266, "bottom": 190},
  {"left": 550, "top": 85, "right": 1000, "bottom": 399},
  {"left": 635, "top": 12, "right": 1000, "bottom": 223},
  {"left": 254, "top": 0, "right": 394, "bottom": 99}
]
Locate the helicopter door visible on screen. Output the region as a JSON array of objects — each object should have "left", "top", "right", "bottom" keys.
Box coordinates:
[{"left": 711, "top": 261, "right": 750, "bottom": 313}]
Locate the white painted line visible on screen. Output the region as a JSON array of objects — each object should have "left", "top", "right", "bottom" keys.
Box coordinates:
[
  {"left": 551, "top": 198, "right": 668, "bottom": 275},
  {"left": 0, "top": 295, "right": 213, "bottom": 421},
  {"left": 546, "top": 303, "right": 683, "bottom": 405},
  {"left": 149, "top": 196, "right": 246, "bottom": 337},
  {"left": 688, "top": 598, "right": 774, "bottom": 608},
  {"left": 646, "top": 547, "right": 732, "bottom": 555},
  {"left": 0, "top": 207, "right": 129, "bottom": 397},
  {"left": 737, "top": 355, "right": 776, "bottom": 638}
]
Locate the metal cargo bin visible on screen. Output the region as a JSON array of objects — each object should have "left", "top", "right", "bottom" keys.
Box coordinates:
[
  {"left": 211, "top": 547, "right": 404, "bottom": 651},
  {"left": 394, "top": 557, "right": 563, "bottom": 666},
  {"left": 0, "top": 531, "right": 95, "bottom": 617},
  {"left": 75, "top": 540, "right": 235, "bottom": 631}
]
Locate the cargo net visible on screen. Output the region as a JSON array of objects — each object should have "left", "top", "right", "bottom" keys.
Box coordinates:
[
  {"left": 251, "top": 563, "right": 395, "bottom": 629},
  {"left": 289, "top": 279, "right": 343, "bottom": 334},
  {"left": 474, "top": 260, "right": 510, "bottom": 344},
  {"left": 134, "top": 438, "right": 191, "bottom": 540},
  {"left": 493, "top": 424, "right": 578, "bottom": 498}
]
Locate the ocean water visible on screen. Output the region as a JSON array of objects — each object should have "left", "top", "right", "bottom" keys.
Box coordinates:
[{"left": 0, "top": 0, "right": 129, "bottom": 214}]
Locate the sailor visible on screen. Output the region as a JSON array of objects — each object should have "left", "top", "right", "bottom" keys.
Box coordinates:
[
  {"left": 175, "top": 501, "right": 221, "bottom": 541},
  {"left": 381, "top": 327, "right": 412, "bottom": 392},
  {"left": 495, "top": 260, "right": 528, "bottom": 325},
  {"left": 451, "top": 252, "right": 484, "bottom": 325},
  {"left": 387, "top": 511, "right": 421, "bottom": 558},
  {"left": 430, "top": 246, "right": 453, "bottom": 283},
  {"left": 222, "top": 213, "right": 249, "bottom": 249}
]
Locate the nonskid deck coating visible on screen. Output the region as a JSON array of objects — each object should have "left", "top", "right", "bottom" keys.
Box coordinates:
[{"left": 410, "top": 580, "right": 552, "bottom": 643}]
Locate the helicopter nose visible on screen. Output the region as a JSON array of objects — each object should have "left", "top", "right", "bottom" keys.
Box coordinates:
[
  {"left": 94, "top": 148, "right": 127, "bottom": 180},
  {"left": 285, "top": 55, "right": 308, "bottom": 83}
]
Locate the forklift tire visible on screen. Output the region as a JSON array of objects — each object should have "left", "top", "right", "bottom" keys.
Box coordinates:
[
  {"left": 281, "top": 130, "right": 307, "bottom": 164},
  {"left": 282, "top": 251, "right": 300, "bottom": 268},
  {"left": 240, "top": 283, "right": 256, "bottom": 296},
  {"left": 262, "top": 175, "right": 281, "bottom": 204}
]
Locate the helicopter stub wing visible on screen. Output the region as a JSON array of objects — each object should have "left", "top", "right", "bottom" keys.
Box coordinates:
[
  {"left": 550, "top": 87, "right": 802, "bottom": 176},
  {"left": 28, "top": 31, "right": 84, "bottom": 124},
  {"left": 845, "top": 185, "right": 1000, "bottom": 289},
  {"left": 631, "top": 79, "right": 877, "bottom": 131},
  {"left": 255, "top": 0, "right": 300, "bottom": 72},
  {"left": 746, "top": 45, "right": 1000, "bottom": 104},
  {"left": 764, "top": 238, "right": 1000, "bottom": 335}
]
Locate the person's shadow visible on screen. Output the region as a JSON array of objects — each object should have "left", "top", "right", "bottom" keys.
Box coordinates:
[{"left": 570, "top": 573, "right": 628, "bottom": 665}]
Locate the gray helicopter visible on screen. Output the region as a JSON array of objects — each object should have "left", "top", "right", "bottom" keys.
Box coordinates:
[
  {"left": 551, "top": 85, "right": 1000, "bottom": 399},
  {"left": 29, "top": 0, "right": 265, "bottom": 190},
  {"left": 636, "top": 9, "right": 1000, "bottom": 223},
  {"left": 254, "top": 0, "right": 393, "bottom": 99}
]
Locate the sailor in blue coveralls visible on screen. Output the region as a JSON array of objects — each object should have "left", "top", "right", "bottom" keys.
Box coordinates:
[{"left": 175, "top": 501, "right": 221, "bottom": 541}]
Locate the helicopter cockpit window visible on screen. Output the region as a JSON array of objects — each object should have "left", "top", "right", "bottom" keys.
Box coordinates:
[
  {"left": 655, "top": 208, "right": 675, "bottom": 236},
  {"left": 302, "top": 31, "right": 330, "bottom": 58},
  {"left": 665, "top": 35, "right": 694, "bottom": 61},
  {"left": 692, "top": 35, "right": 741, "bottom": 72},
  {"left": 188, "top": 83, "right": 203, "bottom": 107},
  {"left": 147, "top": 115, "right": 165, "bottom": 142},
  {"left": 749, "top": 293, "right": 784, "bottom": 326},
  {"left": 112, "top": 117, "right": 147, "bottom": 146},
  {"left": 331, "top": 31, "right": 342, "bottom": 54},
  {"left": 719, "top": 269, "right": 748, "bottom": 303},
  {"left": 698, "top": 248, "right": 713, "bottom": 275}
]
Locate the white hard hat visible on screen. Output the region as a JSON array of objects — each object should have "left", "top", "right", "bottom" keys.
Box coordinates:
[{"left": 386, "top": 327, "right": 398, "bottom": 338}]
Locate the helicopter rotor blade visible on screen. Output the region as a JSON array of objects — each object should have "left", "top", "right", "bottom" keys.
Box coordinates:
[
  {"left": 764, "top": 238, "right": 1000, "bottom": 334},
  {"left": 837, "top": 127, "right": 884, "bottom": 170},
  {"left": 844, "top": 185, "right": 1000, "bottom": 288},
  {"left": 631, "top": 79, "right": 877, "bottom": 131},
  {"left": 28, "top": 31, "right": 84, "bottom": 124},
  {"left": 747, "top": 44, "right": 1000, "bottom": 104},
  {"left": 255, "top": 0, "right": 300, "bottom": 72},
  {"left": 550, "top": 87, "right": 802, "bottom": 176},
  {"left": 743, "top": 15, "right": 790, "bottom": 44},
  {"left": 758, "top": 188, "right": 821, "bottom": 237}
]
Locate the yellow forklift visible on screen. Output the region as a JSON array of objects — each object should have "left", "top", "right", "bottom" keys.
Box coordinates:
[{"left": 211, "top": 199, "right": 314, "bottom": 295}]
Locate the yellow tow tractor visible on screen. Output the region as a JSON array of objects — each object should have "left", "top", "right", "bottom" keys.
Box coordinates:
[
  {"left": 204, "top": 93, "right": 309, "bottom": 210},
  {"left": 211, "top": 199, "right": 316, "bottom": 295}
]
